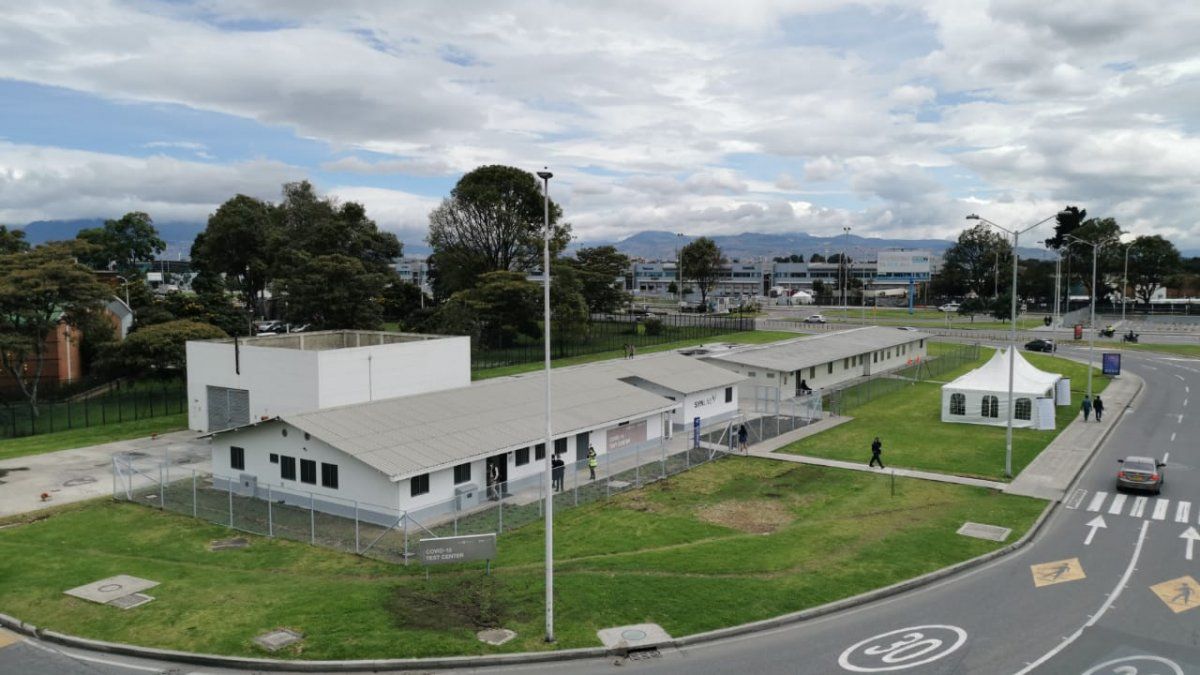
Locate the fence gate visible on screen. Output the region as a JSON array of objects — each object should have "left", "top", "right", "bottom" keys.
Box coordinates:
[{"left": 206, "top": 386, "right": 249, "bottom": 431}]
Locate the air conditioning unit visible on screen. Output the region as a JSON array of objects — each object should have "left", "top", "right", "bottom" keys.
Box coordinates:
[{"left": 454, "top": 483, "right": 478, "bottom": 510}]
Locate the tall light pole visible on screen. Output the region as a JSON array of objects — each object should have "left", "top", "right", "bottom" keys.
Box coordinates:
[
  {"left": 536, "top": 168, "right": 555, "bottom": 644},
  {"left": 966, "top": 211, "right": 1064, "bottom": 478},
  {"left": 1065, "top": 232, "right": 1116, "bottom": 401},
  {"left": 1120, "top": 235, "right": 1137, "bottom": 323},
  {"left": 676, "top": 233, "right": 684, "bottom": 305},
  {"left": 842, "top": 226, "right": 851, "bottom": 309}
]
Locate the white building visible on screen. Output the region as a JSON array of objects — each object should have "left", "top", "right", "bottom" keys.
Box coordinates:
[
  {"left": 704, "top": 326, "right": 930, "bottom": 400},
  {"left": 206, "top": 352, "right": 744, "bottom": 523},
  {"left": 186, "top": 330, "right": 470, "bottom": 433}
]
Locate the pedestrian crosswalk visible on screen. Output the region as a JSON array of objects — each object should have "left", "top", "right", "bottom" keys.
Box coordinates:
[{"left": 1067, "top": 489, "right": 1195, "bottom": 523}]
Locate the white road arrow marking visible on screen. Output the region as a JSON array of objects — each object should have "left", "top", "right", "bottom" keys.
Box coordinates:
[
  {"left": 1181, "top": 527, "right": 1200, "bottom": 561},
  {"left": 1085, "top": 515, "right": 1107, "bottom": 545}
]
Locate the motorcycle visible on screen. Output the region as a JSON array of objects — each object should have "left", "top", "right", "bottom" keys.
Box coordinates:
[
  {"left": 1123, "top": 333, "right": 1139, "bottom": 343},
  {"left": 1100, "top": 326, "right": 1116, "bottom": 338}
]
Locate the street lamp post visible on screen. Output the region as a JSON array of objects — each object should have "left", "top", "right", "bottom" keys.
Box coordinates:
[
  {"left": 1064, "top": 233, "right": 1115, "bottom": 401},
  {"left": 115, "top": 275, "right": 131, "bottom": 307},
  {"left": 1121, "top": 237, "right": 1138, "bottom": 323},
  {"left": 842, "top": 226, "right": 851, "bottom": 310},
  {"left": 536, "top": 168, "right": 555, "bottom": 644},
  {"left": 676, "top": 233, "right": 684, "bottom": 306},
  {"left": 966, "top": 212, "right": 1064, "bottom": 478}
]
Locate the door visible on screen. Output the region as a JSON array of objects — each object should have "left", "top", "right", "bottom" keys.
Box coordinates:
[
  {"left": 486, "top": 453, "right": 508, "bottom": 497},
  {"left": 206, "top": 386, "right": 250, "bottom": 431},
  {"left": 576, "top": 432, "right": 590, "bottom": 462}
]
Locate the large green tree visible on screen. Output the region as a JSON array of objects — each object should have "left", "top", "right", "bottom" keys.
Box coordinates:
[
  {"left": 279, "top": 254, "right": 391, "bottom": 330},
  {"left": 77, "top": 212, "right": 165, "bottom": 275},
  {"left": 427, "top": 165, "right": 571, "bottom": 297},
  {"left": 680, "top": 237, "right": 724, "bottom": 312},
  {"left": 1126, "top": 235, "right": 1182, "bottom": 304},
  {"left": 114, "top": 319, "right": 228, "bottom": 373},
  {"left": 0, "top": 243, "right": 110, "bottom": 414},
  {"left": 0, "top": 226, "right": 30, "bottom": 254},
  {"left": 939, "top": 225, "right": 1012, "bottom": 298},
  {"left": 570, "top": 245, "right": 630, "bottom": 314},
  {"left": 191, "top": 194, "right": 279, "bottom": 313}
]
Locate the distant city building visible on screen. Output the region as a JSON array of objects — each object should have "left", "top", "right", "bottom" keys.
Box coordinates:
[{"left": 395, "top": 257, "right": 431, "bottom": 294}]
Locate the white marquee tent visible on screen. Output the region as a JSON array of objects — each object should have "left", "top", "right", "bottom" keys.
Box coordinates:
[{"left": 940, "top": 348, "right": 1064, "bottom": 430}]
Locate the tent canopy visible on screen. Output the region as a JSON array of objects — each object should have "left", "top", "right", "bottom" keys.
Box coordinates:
[{"left": 941, "top": 348, "right": 1061, "bottom": 397}]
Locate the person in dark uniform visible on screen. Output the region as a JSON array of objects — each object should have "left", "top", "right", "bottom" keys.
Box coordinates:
[
  {"left": 869, "top": 436, "right": 885, "bottom": 468},
  {"left": 551, "top": 454, "right": 565, "bottom": 492},
  {"left": 1093, "top": 395, "right": 1104, "bottom": 422}
]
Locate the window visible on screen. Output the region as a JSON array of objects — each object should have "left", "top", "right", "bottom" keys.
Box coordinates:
[
  {"left": 748, "top": 371, "right": 756, "bottom": 377},
  {"left": 725, "top": 387, "right": 733, "bottom": 403},
  {"left": 873, "top": 352, "right": 878, "bottom": 363},
  {"left": 535, "top": 443, "right": 546, "bottom": 461},
  {"left": 844, "top": 358, "right": 849, "bottom": 369},
  {"left": 410, "top": 473, "right": 430, "bottom": 497},
  {"left": 950, "top": 393, "right": 966, "bottom": 416},
  {"left": 230, "top": 446, "right": 245, "bottom": 470},
  {"left": 320, "top": 463, "right": 339, "bottom": 489},
  {"left": 766, "top": 372, "right": 775, "bottom": 379},
  {"left": 1015, "top": 398, "right": 1032, "bottom": 421},
  {"left": 269, "top": 453, "right": 278, "bottom": 464},
  {"left": 516, "top": 447, "right": 530, "bottom": 466},
  {"left": 281, "top": 456, "right": 296, "bottom": 480},
  {"left": 300, "top": 459, "right": 317, "bottom": 484},
  {"left": 554, "top": 438, "right": 568, "bottom": 456},
  {"left": 982, "top": 395, "right": 1000, "bottom": 418},
  {"left": 920, "top": 339, "right": 925, "bottom": 348},
  {"left": 827, "top": 362, "right": 833, "bottom": 375},
  {"left": 454, "top": 462, "right": 471, "bottom": 484},
  {"left": 809, "top": 366, "right": 816, "bottom": 378}
]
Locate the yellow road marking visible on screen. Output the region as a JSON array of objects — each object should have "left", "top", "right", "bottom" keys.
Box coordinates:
[
  {"left": 1030, "top": 558, "right": 1086, "bottom": 587},
  {"left": 0, "top": 628, "right": 20, "bottom": 650},
  {"left": 1150, "top": 575, "right": 1200, "bottom": 614}
]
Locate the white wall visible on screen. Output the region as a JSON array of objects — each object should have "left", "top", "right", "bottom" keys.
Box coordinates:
[
  {"left": 714, "top": 338, "right": 928, "bottom": 400},
  {"left": 317, "top": 336, "right": 470, "bottom": 408},
  {"left": 187, "top": 342, "right": 320, "bottom": 432}
]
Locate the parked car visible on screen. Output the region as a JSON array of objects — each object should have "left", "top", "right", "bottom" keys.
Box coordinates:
[
  {"left": 804, "top": 314, "right": 827, "bottom": 324},
  {"left": 1024, "top": 339, "right": 1056, "bottom": 353},
  {"left": 938, "top": 302, "right": 961, "bottom": 313},
  {"left": 254, "top": 320, "right": 283, "bottom": 334},
  {"left": 1117, "top": 456, "right": 1165, "bottom": 495},
  {"left": 897, "top": 326, "right": 919, "bottom": 331}
]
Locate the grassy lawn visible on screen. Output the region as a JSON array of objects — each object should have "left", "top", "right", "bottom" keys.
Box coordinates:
[
  {"left": 0, "top": 458, "right": 1045, "bottom": 659},
  {"left": 0, "top": 413, "right": 187, "bottom": 462},
  {"left": 783, "top": 349, "right": 1110, "bottom": 481},
  {"left": 473, "top": 330, "right": 800, "bottom": 379}
]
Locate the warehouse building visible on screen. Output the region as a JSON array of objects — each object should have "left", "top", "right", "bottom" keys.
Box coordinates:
[{"left": 206, "top": 353, "right": 743, "bottom": 522}]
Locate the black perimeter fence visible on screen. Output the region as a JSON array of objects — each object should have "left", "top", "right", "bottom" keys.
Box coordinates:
[
  {"left": 0, "top": 378, "right": 187, "bottom": 440},
  {"left": 471, "top": 313, "right": 755, "bottom": 371}
]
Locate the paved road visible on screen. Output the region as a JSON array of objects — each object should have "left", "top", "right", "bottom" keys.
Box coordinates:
[{"left": 3, "top": 349, "right": 1198, "bottom": 674}]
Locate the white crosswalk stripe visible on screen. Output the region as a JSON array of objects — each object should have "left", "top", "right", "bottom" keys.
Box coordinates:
[
  {"left": 1078, "top": 492, "right": 1193, "bottom": 524},
  {"left": 1130, "top": 496, "right": 1149, "bottom": 518},
  {"left": 1087, "top": 491, "right": 1108, "bottom": 512},
  {"left": 1176, "top": 501, "right": 1190, "bottom": 523},
  {"left": 1152, "top": 498, "right": 1170, "bottom": 520},
  {"left": 1108, "top": 493, "right": 1128, "bottom": 515}
]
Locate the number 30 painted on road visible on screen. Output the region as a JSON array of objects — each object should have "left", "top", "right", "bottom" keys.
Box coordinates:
[{"left": 839, "top": 625, "right": 968, "bottom": 672}]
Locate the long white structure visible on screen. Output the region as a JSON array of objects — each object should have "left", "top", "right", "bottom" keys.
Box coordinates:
[
  {"left": 940, "top": 348, "right": 1062, "bottom": 430},
  {"left": 186, "top": 330, "right": 470, "bottom": 433}
]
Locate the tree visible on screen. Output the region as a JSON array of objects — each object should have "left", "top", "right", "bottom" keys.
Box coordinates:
[
  {"left": 957, "top": 297, "right": 988, "bottom": 322},
  {"left": 1126, "top": 235, "right": 1182, "bottom": 304},
  {"left": 191, "top": 194, "right": 279, "bottom": 314},
  {"left": 77, "top": 212, "right": 165, "bottom": 274},
  {"left": 809, "top": 253, "right": 826, "bottom": 263},
  {"left": 0, "top": 226, "right": 30, "bottom": 254},
  {"left": 115, "top": 320, "right": 227, "bottom": 373},
  {"left": 162, "top": 290, "right": 248, "bottom": 337},
  {"left": 381, "top": 282, "right": 427, "bottom": 327},
  {"left": 446, "top": 271, "right": 541, "bottom": 348},
  {"left": 279, "top": 254, "right": 390, "bottom": 330},
  {"left": 571, "top": 245, "right": 630, "bottom": 314},
  {"left": 548, "top": 261, "right": 590, "bottom": 337},
  {"left": 681, "top": 237, "right": 724, "bottom": 312},
  {"left": 940, "top": 224, "right": 1013, "bottom": 298},
  {"left": 427, "top": 165, "right": 571, "bottom": 297},
  {"left": 0, "top": 243, "right": 109, "bottom": 414}
]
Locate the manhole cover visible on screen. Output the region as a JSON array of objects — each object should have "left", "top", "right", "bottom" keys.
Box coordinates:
[
  {"left": 597, "top": 623, "right": 671, "bottom": 649},
  {"left": 476, "top": 628, "right": 517, "bottom": 646},
  {"left": 621, "top": 629, "right": 647, "bottom": 641},
  {"left": 253, "top": 628, "right": 304, "bottom": 652},
  {"left": 956, "top": 522, "right": 1012, "bottom": 542},
  {"left": 65, "top": 575, "right": 159, "bottom": 604},
  {"left": 108, "top": 593, "right": 154, "bottom": 610},
  {"left": 63, "top": 477, "right": 97, "bottom": 487}
]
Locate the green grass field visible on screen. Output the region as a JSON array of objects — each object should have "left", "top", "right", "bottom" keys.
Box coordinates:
[
  {"left": 473, "top": 330, "right": 800, "bottom": 379},
  {"left": 0, "top": 413, "right": 187, "bottom": 462},
  {"left": 0, "top": 458, "right": 1044, "bottom": 659},
  {"left": 782, "top": 349, "right": 1109, "bottom": 480}
]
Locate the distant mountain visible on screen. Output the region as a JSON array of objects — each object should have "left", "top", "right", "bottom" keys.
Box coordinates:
[
  {"left": 19, "top": 219, "right": 205, "bottom": 260},
  {"left": 575, "top": 230, "right": 1056, "bottom": 262}
]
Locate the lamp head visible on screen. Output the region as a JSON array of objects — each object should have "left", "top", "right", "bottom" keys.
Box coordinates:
[
  {"left": 536, "top": 169, "right": 553, "bottom": 180},
  {"left": 965, "top": 214, "right": 980, "bottom": 221},
  {"left": 1119, "top": 232, "right": 1136, "bottom": 245}
]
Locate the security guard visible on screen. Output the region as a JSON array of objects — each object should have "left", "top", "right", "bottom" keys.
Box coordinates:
[{"left": 587, "top": 446, "right": 598, "bottom": 480}]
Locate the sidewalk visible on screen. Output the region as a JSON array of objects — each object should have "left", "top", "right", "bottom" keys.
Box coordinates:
[
  {"left": 1004, "top": 372, "right": 1144, "bottom": 500},
  {"left": 745, "top": 415, "right": 1009, "bottom": 490},
  {"left": 0, "top": 429, "right": 209, "bottom": 518}
]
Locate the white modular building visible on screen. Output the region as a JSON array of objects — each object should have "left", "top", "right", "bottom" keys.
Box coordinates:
[
  {"left": 940, "top": 348, "right": 1063, "bottom": 430},
  {"left": 186, "top": 330, "right": 470, "bottom": 433},
  {"left": 207, "top": 353, "right": 744, "bottom": 523},
  {"left": 704, "top": 326, "right": 930, "bottom": 399}
]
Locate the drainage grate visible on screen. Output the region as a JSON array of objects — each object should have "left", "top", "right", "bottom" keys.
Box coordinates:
[{"left": 108, "top": 593, "right": 154, "bottom": 610}]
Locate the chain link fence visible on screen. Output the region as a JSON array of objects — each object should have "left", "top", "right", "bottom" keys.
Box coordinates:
[
  {"left": 825, "top": 342, "right": 981, "bottom": 416},
  {"left": 0, "top": 378, "right": 186, "bottom": 439},
  {"left": 113, "top": 415, "right": 768, "bottom": 565}
]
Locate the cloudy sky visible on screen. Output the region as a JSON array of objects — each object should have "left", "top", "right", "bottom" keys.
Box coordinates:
[{"left": 1, "top": 0, "right": 1197, "bottom": 253}]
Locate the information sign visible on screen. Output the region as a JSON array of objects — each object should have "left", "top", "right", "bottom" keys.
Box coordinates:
[
  {"left": 418, "top": 533, "right": 497, "bottom": 566},
  {"left": 1102, "top": 353, "right": 1121, "bottom": 376}
]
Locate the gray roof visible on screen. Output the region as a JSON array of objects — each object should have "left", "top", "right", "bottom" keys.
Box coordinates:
[
  {"left": 280, "top": 367, "right": 676, "bottom": 481},
  {"left": 708, "top": 326, "right": 931, "bottom": 372},
  {"left": 577, "top": 352, "right": 744, "bottom": 393}
]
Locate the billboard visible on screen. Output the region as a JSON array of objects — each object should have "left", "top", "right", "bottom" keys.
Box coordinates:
[
  {"left": 1102, "top": 353, "right": 1121, "bottom": 376},
  {"left": 875, "top": 250, "right": 932, "bottom": 280}
]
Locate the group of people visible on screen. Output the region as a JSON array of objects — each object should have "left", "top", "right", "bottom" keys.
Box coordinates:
[
  {"left": 551, "top": 446, "right": 600, "bottom": 492},
  {"left": 1080, "top": 395, "right": 1105, "bottom": 422},
  {"left": 623, "top": 343, "right": 637, "bottom": 359}
]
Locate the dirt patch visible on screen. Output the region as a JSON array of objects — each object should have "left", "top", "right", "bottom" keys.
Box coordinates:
[
  {"left": 391, "top": 575, "right": 525, "bottom": 631},
  {"left": 695, "top": 499, "right": 794, "bottom": 534},
  {"left": 615, "top": 491, "right": 660, "bottom": 513}
]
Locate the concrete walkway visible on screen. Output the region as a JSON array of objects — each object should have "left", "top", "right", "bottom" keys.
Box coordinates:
[
  {"left": 0, "top": 429, "right": 209, "bottom": 518},
  {"left": 1004, "top": 372, "right": 1143, "bottom": 500}
]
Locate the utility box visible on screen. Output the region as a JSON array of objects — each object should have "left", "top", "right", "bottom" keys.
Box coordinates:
[{"left": 454, "top": 483, "right": 479, "bottom": 511}]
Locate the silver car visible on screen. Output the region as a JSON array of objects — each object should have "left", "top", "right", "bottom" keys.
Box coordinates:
[{"left": 1116, "top": 456, "right": 1165, "bottom": 494}]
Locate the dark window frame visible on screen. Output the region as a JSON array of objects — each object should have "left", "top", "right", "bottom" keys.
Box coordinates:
[
  {"left": 281, "top": 456, "right": 296, "bottom": 481},
  {"left": 515, "top": 447, "right": 530, "bottom": 466},
  {"left": 300, "top": 458, "right": 317, "bottom": 485},
  {"left": 230, "top": 446, "right": 245, "bottom": 471},
  {"left": 269, "top": 453, "right": 279, "bottom": 464},
  {"left": 320, "top": 462, "right": 339, "bottom": 489},
  {"left": 454, "top": 462, "right": 471, "bottom": 484},
  {"left": 725, "top": 386, "right": 733, "bottom": 403},
  {"left": 410, "top": 473, "right": 430, "bottom": 497}
]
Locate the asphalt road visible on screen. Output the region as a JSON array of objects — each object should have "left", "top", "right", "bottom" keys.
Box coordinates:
[{"left": 3, "top": 348, "right": 1198, "bottom": 675}]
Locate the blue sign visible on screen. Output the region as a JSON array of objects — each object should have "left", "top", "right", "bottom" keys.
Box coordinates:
[
  {"left": 693, "top": 416, "right": 701, "bottom": 448},
  {"left": 1102, "top": 353, "right": 1121, "bottom": 376}
]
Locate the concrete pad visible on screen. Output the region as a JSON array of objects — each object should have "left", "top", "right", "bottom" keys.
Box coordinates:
[
  {"left": 107, "top": 593, "right": 154, "bottom": 610},
  {"left": 253, "top": 628, "right": 303, "bottom": 652},
  {"left": 64, "top": 575, "right": 159, "bottom": 604},
  {"left": 476, "top": 628, "right": 517, "bottom": 646},
  {"left": 608, "top": 480, "right": 632, "bottom": 490},
  {"left": 957, "top": 522, "right": 1011, "bottom": 542},
  {"left": 597, "top": 623, "right": 671, "bottom": 650}
]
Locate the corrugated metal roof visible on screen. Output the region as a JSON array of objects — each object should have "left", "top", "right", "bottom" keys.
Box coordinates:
[
  {"left": 281, "top": 367, "right": 676, "bottom": 481},
  {"left": 708, "top": 326, "right": 931, "bottom": 371},
  {"left": 576, "top": 352, "right": 744, "bottom": 393}
]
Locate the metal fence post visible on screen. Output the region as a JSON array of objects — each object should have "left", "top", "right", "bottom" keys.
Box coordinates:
[
  {"left": 573, "top": 460, "right": 579, "bottom": 506},
  {"left": 111, "top": 455, "right": 117, "bottom": 499},
  {"left": 228, "top": 480, "right": 233, "bottom": 527},
  {"left": 192, "top": 471, "right": 197, "bottom": 518},
  {"left": 159, "top": 463, "right": 165, "bottom": 508},
  {"left": 635, "top": 446, "right": 641, "bottom": 487},
  {"left": 309, "top": 493, "right": 316, "bottom": 544},
  {"left": 268, "top": 486, "right": 274, "bottom": 537},
  {"left": 354, "top": 500, "right": 360, "bottom": 554},
  {"left": 498, "top": 491, "right": 504, "bottom": 533}
]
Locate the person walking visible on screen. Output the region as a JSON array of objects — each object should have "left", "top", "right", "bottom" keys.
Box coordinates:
[
  {"left": 551, "top": 454, "right": 565, "bottom": 492},
  {"left": 737, "top": 424, "right": 749, "bottom": 454},
  {"left": 1081, "top": 395, "right": 1092, "bottom": 422},
  {"left": 587, "top": 446, "right": 598, "bottom": 480},
  {"left": 487, "top": 462, "right": 501, "bottom": 501},
  {"left": 1093, "top": 395, "right": 1104, "bottom": 422},
  {"left": 869, "top": 436, "right": 885, "bottom": 469}
]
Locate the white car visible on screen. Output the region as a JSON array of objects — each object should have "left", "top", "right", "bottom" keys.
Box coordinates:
[
  {"left": 938, "top": 303, "right": 961, "bottom": 312},
  {"left": 804, "top": 314, "right": 827, "bottom": 324}
]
